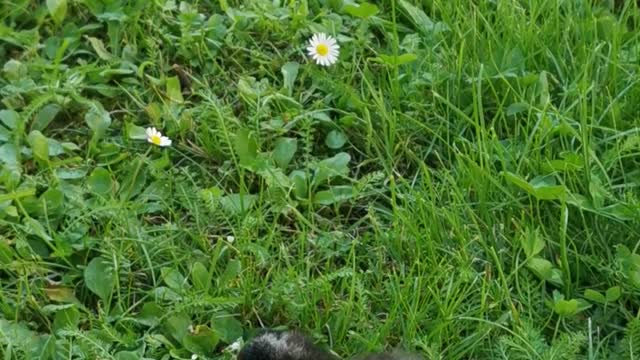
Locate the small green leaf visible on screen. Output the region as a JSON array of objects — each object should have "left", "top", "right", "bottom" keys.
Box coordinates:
[
  {"left": 84, "top": 257, "right": 114, "bottom": 301},
  {"left": 183, "top": 325, "right": 219, "bottom": 355},
  {"left": 281, "top": 62, "right": 299, "bottom": 95},
  {"left": 87, "top": 167, "right": 112, "bottom": 195},
  {"left": 234, "top": 128, "right": 258, "bottom": 168},
  {"left": 0, "top": 110, "right": 20, "bottom": 130},
  {"left": 161, "top": 267, "right": 187, "bottom": 292},
  {"left": 46, "top": 0, "right": 67, "bottom": 24},
  {"left": 273, "top": 137, "right": 297, "bottom": 169},
  {"left": 325, "top": 130, "right": 348, "bottom": 149},
  {"left": 343, "top": 2, "right": 379, "bottom": 18},
  {"left": 606, "top": 286, "right": 621, "bottom": 302},
  {"left": 584, "top": 289, "right": 606, "bottom": 304},
  {"left": 166, "top": 76, "right": 184, "bottom": 103},
  {"left": 218, "top": 259, "right": 241, "bottom": 288},
  {"left": 191, "top": 262, "right": 209, "bottom": 291}
]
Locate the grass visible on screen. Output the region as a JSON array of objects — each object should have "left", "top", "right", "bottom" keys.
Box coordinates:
[{"left": 1, "top": 0, "right": 640, "bottom": 359}]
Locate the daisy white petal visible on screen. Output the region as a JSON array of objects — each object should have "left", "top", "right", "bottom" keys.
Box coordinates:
[
  {"left": 145, "top": 127, "right": 172, "bottom": 147},
  {"left": 306, "top": 33, "right": 339, "bottom": 66}
]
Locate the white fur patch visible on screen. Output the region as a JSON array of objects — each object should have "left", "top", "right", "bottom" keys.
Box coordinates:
[{"left": 255, "top": 332, "right": 305, "bottom": 358}]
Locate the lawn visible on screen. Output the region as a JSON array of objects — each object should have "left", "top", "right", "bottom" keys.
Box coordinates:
[{"left": 1, "top": 0, "right": 640, "bottom": 359}]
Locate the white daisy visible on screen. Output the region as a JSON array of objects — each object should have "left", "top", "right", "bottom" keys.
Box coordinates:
[
  {"left": 226, "top": 235, "right": 235, "bottom": 243},
  {"left": 306, "top": 33, "right": 339, "bottom": 66},
  {"left": 145, "top": 127, "right": 172, "bottom": 147}
]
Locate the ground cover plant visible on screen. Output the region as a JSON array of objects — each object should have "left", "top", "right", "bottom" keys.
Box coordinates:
[{"left": 1, "top": 0, "right": 640, "bottom": 359}]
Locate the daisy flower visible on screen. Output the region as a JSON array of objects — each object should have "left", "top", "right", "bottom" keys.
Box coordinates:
[
  {"left": 306, "top": 33, "right": 339, "bottom": 66},
  {"left": 145, "top": 127, "right": 172, "bottom": 147}
]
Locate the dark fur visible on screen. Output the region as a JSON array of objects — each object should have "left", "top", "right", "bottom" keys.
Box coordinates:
[{"left": 238, "top": 330, "right": 421, "bottom": 360}]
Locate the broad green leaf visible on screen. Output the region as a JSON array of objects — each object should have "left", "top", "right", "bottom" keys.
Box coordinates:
[
  {"left": 87, "top": 167, "right": 112, "bottom": 195},
  {"left": 554, "top": 299, "right": 578, "bottom": 317},
  {"left": 126, "top": 123, "right": 147, "bottom": 140},
  {"left": 313, "top": 152, "right": 351, "bottom": 185},
  {"left": 530, "top": 176, "right": 566, "bottom": 200},
  {"left": 84, "top": 257, "right": 114, "bottom": 301},
  {"left": 153, "top": 287, "right": 182, "bottom": 302},
  {"left": 85, "top": 103, "right": 111, "bottom": 135},
  {"left": 584, "top": 289, "right": 606, "bottom": 304},
  {"left": 183, "top": 325, "right": 219, "bottom": 355},
  {"left": 281, "top": 62, "right": 299, "bottom": 95},
  {"left": 137, "top": 302, "right": 163, "bottom": 327},
  {"left": 234, "top": 128, "right": 258, "bottom": 168},
  {"left": 212, "top": 316, "right": 243, "bottom": 344},
  {"left": 40, "top": 188, "right": 64, "bottom": 214},
  {"left": 520, "top": 228, "right": 545, "bottom": 258},
  {"left": 32, "top": 104, "right": 61, "bottom": 132},
  {"left": 46, "top": 0, "right": 67, "bottom": 24},
  {"left": 0, "top": 241, "right": 13, "bottom": 264},
  {"left": 43, "top": 286, "right": 77, "bottom": 304},
  {"left": 86, "top": 36, "right": 113, "bottom": 61},
  {"left": 503, "top": 171, "right": 534, "bottom": 194},
  {"left": 161, "top": 267, "right": 187, "bottom": 292},
  {"left": 377, "top": 53, "right": 418, "bottom": 66},
  {"left": 191, "top": 262, "right": 209, "bottom": 291},
  {"left": 220, "top": 193, "right": 257, "bottom": 214},
  {"left": 164, "top": 314, "right": 191, "bottom": 343},
  {"left": 115, "top": 351, "right": 139, "bottom": 360},
  {"left": 166, "top": 76, "right": 183, "bottom": 103},
  {"left": 0, "top": 143, "right": 19, "bottom": 166},
  {"left": 23, "top": 217, "right": 52, "bottom": 241},
  {"left": 53, "top": 306, "right": 79, "bottom": 333},
  {"left": 506, "top": 102, "right": 529, "bottom": 116},
  {"left": 218, "top": 259, "right": 241, "bottom": 288},
  {"left": 313, "top": 186, "right": 355, "bottom": 205},
  {"left": 325, "top": 130, "right": 347, "bottom": 149},
  {"left": 28, "top": 131, "right": 50, "bottom": 163},
  {"left": 273, "top": 137, "right": 297, "bottom": 169},
  {"left": 526, "top": 257, "right": 553, "bottom": 281},
  {"left": 343, "top": 2, "right": 378, "bottom": 18},
  {"left": 606, "top": 286, "right": 621, "bottom": 302},
  {"left": 0, "top": 110, "right": 20, "bottom": 130},
  {"left": 398, "top": 0, "right": 437, "bottom": 34},
  {"left": 0, "top": 125, "right": 10, "bottom": 142},
  {"left": 290, "top": 170, "right": 308, "bottom": 199}
]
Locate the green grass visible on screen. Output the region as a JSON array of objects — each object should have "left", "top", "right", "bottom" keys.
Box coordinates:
[{"left": 1, "top": 0, "right": 640, "bottom": 359}]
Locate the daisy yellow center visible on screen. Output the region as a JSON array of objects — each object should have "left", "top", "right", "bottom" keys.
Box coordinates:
[
  {"left": 316, "top": 43, "right": 329, "bottom": 56},
  {"left": 150, "top": 134, "right": 162, "bottom": 145}
]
